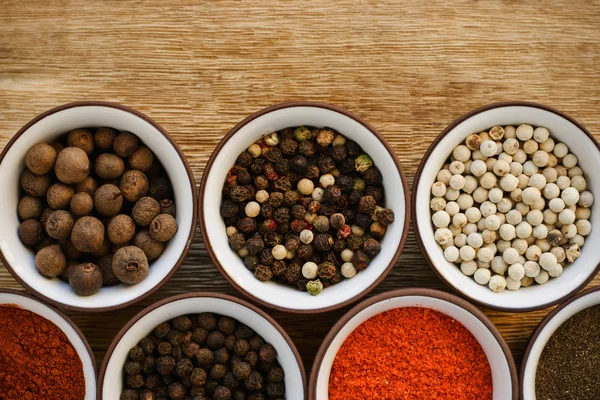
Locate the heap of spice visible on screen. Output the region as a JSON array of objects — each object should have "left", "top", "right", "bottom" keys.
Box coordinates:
[
  {"left": 17, "top": 127, "right": 178, "bottom": 296},
  {"left": 536, "top": 304, "right": 600, "bottom": 399},
  {"left": 220, "top": 126, "right": 395, "bottom": 295},
  {"left": 430, "top": 124, "right": 593, "bottom": 292},
  {"left": 120, "top": 312, "right": 285, "bottom": 400},
  {"left": 329, "top": 307, "right": 493, "bottom": 399},
  {"left": 0, "top": 305, "right": 85, "bottom": 400}
]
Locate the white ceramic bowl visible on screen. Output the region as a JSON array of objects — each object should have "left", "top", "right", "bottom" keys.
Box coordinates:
[
  {"left": 309, "top": 288, "right": 518, "bottom": 400},
  {"left": 0, "top": 102, "right": 197, "bottom": 311},
  {"left": 98, "top": 292, "right": 306, "bottom": 399},
  {"left": 199, "top": 101, "right": 410, "bottom": 313},
  {"left": 413, "top": 102, "right": 600, "bottom": 311},
  {"left": 0, "top": 288, "right": 97, "bottom": 399},
  {"left": 521, "top": 285, "right": 600, "bottom": 399}
]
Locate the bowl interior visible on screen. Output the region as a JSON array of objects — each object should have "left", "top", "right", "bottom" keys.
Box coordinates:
[
  {"left": 0, "top": 105, "right": 195, "bottom": 310},
  {"left": 101, "top": 296, "right": 305, "bottom": 399},
  {"left": 415, "top": 105, "right": 600, "bottom": 310},
  {"left": 314, "top": 295, "right": 513, "bottom": 399},
  {"left": 203, "top": 105, "right": 407, "bottom": 311},
  {"left": 0, "top": 291, "right": 97, "bottom": 399},
  {"left": 522, "top": 289, "right": 600, "bottom": 399}
]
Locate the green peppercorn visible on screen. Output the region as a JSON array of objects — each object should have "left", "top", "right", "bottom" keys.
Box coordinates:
[{"left": 306, "top": 279, "right": 324, "bottom": 296}]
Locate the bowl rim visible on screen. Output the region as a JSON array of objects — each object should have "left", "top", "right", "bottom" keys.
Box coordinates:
[
  {"left": 0, "top": 287, "right": 98, "bottom": 387},
  {"left": 411, "top": 101, "right": 600, "bottom": 312},
  {"left": 308, "top": 287, "right": 519, "bottom": 400},
  {"left": 198, "top": 100, "right": 411, "bottom": 314},
  {"left": 0, "top": 101, "right": 198, "bottom": 312},
  {"left": 519, "top": 284, "right": 600, "bottom": 399},
  {"left": 96, "top": 291, "right": 308, "bottom": 399}
]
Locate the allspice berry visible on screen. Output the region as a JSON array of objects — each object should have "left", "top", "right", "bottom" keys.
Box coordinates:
[
  {"left": 18, "top": 196, "right": 43, "bottom": 220},
  {"left": 107, "top": 214, "right": 136, "bottom": 245},
  {"left": 97, "top": 254, "right": 119, "bottom": 285},
  {"left": 35, "top": 244, "right": 66, "bottom": 277},
  {"left": 148, "top": 177, "right": 172, "bottom": 201},
  {"left": 120, "top": 170, "right": 149, "bottom": 202},
  {"left": 71, "top": 216, "right": 105, "bottom": 253},
  {"left": 94, "top": 184, "right": 123, "bottom": 216},
  {"left": 46, "top": 183, "right": 75, "bottom": 210},
  {"left": 112, "top": 246, "right": 149, "bottom": 284},
  {"left": 128, "top": 146, "right": 154, "bottom": 172},
  {"left": 94, "top": 127, "right": 116, "bottom": 150},
  {"left": 21, "top": 169, "right": 52, "bottom": 197},
  {"left": 60, "top": 238, "right": 83, "bottom": 261},
  {"left": 46, "top": 210, "right": 75, "bottom": 240},
  {"left": 55, "top": 147, "right": 90, "bottom": 184},
  {"left": 25, "top": 143, "right": 56, "bottom": 175},
  {"left": 39, "top": 207, "right": 55, "bottom": 229},
  {"left": 67, "top": 129, "right": 94, "bottom": 155},
  {"left": 133, "top": 230, "right": 164, "bottom": 261},
  {"left": 19, "top": 219, "right": 44, "bottom": 246},
  {"left": 149, "top": 213, "right": 178, "bottom": 242},
  {"left": 75, "top": 176, "right": 98, "bottom": 196},
  {"left": 70, "top": 192, "right": 94, "bottom": 216},
  {"left": 132, "top": 197, "right": 161, "bottom": 226},
  {"left": 160, "top": 199, "right": 176, "bottom": 217},
  {"left": 95, "top": 153, "right": 125, "bottom": 179},
  {"left": 90, "top": 237, "right": 111, "bottom": 258},
  {"left": 114, "top": 132, "right": 139, "bottom": 157},
  {"left": 69, "top": 263, "right": 103, "bottom": 296}
]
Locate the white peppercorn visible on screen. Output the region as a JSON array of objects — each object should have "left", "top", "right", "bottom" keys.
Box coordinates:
[
  {"left": 247, "top": 143, "right": 262, "bottom": 158},
  {"left": 489, "top": 275, "right": 507, "bottom": 292},
  {"left": 449, "top": 161, "right": 465, "bottom": 175},
  {"left": 226, "top": 226, "right": 238, "bottom": 237},
  {"left": 465, "top": 207, "right": 482, "bottom": 223},
  {"left": 238, "top": 248, "right": 249, "bottom": 257},
  {"left": 531, "top": 196, "right": 546, "bottom": 211},
  {"left": 264, "top": 132, "right": 279, "bottom": 146},
  {"left": 463, "top": 176, "right": 478, "bottom": 194},
  {"left": 466, "top": 232, "right": 483, "bottom": 249},
  {"left": 533, "top": 224, "right": 548, "bottom": 239},
  {"left": 466, "top": 134, "right": 482, "bottom": 150},
  {"left": 484, "top": 215, "right": 501, "bottom": 231},
  {"left": 536, "top": 239, "right": 552, "bottom": 252},
  {"left": 524, "top": 261, "right": 540, "bottom": 278},
  {"left": 518, "top": 174, "right": 530, "bottom": 190},
  {"left": 476, "top": 219, "right": 486, "bottom": 232},
  {"left": 488, "top": 188, "right": 503, "bottom": 203},
  {"left": 245, "top": 201, "right": 261, "bottom": 218},
  {"left": 576, "top": 206, "right": 591, "bottom": 220},
  {"left": 570, "top": 234, "right": 585, "bottom": 247},
  {"left": 462, "top": 223, "right": 478, "bottom": 235},
  {"left": 341, "top": 249, "right": 354, "bottom": 263},
  {"left": 474, "top": 268, "right": 491, "bottom": 285},
  {"left": 299, "top": 229, "right": 314, "bottom": 244},
  {"left": 319, "top": 174, "right": 335, "bottom": 188},
  {"left": 473, "top": 187, "right": 489, "bottom": 203},
  {"left": 547, "top": 263, "right": 562, "bottom": 278},
  {"left": 525, "top": 245, "right": 541, "bottom": 261},
  {"left": 480, "top": 141, "right": 497, "bottom": 157},
  {"left": 526, "top": 210, "right": 544, "bottom": 226},
  {"left": 311, "top": 187, "right": 324, "bottom": 201},
  {"left": 484, "top": 157, "right": 497, "bottom": 172},
  {"left": 430, "top": 197, "right": 446, "bottom": 211},
  {"left": 561, "top": 223, "right": 577, "bottom": 239},
  {"left": 484, "top": 242, "right": 497, "bottom": 254},
  {"left": 570, "top": 175, "right": 587, "bottom": 192},
  {"left": 562, "top": 153, "right": 578, "bottom": 169},
  {"left": 480, "top": 201, "right": 497, "bottom": 217},
  {"left": 561, "top": 187, "right": 580, "bottom": 206},
  {"left": 452, "top": 213, "right": 468, "bottom": 228},
  {"left": 445, "top": 188, "right": 460, "bottom": 201},
  {"left": 533, "top": 127, "right": 550, "bottom": 143},
  {"left": 341, "top": 262, "right": 357, "bottom": 278},
  {"left": 499, "top": 224, "right": 516, "bottom": 241},
  {"left": 460, "top": 260, "right": 477, "bottom": 276},
  {"left": 515, "top": 202, "right": 530, "bottom": 216},
  {"left": 508, "top": 264, "right": 525, "bottom": 281},
  {"left": 510, "top": 188, "right": 523, "bottom": 202},
  {"left": 499, "top": 174, "right": 519, "bottom": 192},
  {"left": 351, "top": 225, "right": 365, "bottom": 236},
  {"left": 453, "top": 233, "right": 467, "bottom": 247},
  {"left": 578, "top": 191, "right": 594, "bottom": 208},
  {"left": 568, "top": 166, "right": 583, "bottom": 178},
  {"left": 434, "top": 228, "right": 453, "bottom": 245},
  {"left": 470, "top": 160, "right": 487, "bottom": 177},
  {"left": 505, "top": 276, "right": 521, "bottom": 291},
  {"left": 456, "top": 193, "right": 474, "bottom": 210},
  {"left": 576, "top": 219, "right": 591, "bottom": 236},
  {"left": 516, "top": 124, "right": 534, "bottom": 141},
  {"left": 558, "top": 208, "right": 575, "bottom": 225},
  {"left": 437, "top": 169, "right": 452, "bottom": 185},
  {"left": 432, "top": 210, "right": 451, "bottom": 228},
  {"left": 491, "top": 256, "right": 508, "bottom": 274},
  {"left": 515, "top": 221, "right": 533, "bottom": 239},
  {"left": 539, "top": 252, "right": 557, "bottom": 271},
  {"left": 479, "top": 172, "right": 497, "bottom": 190},
  {"left": 542, "top": 183, "right": 560, "bottom": 200},
  {"left": 506, "top": 209, "right": 523, "bottom": 225},
  {"left": 504, "top": 126, "right": 516, "bottom": 138},
  {"left": 523, "top": 139, "right": 539, "bottom": 155},
  {"left": 445, "top": 201, "right": 460, "bottom": 217},
  {"left": 522, "top": 187, "right": 541, "bottom": 205},
  {"left": 566, "top": 244, "right": 581, "bottom": 262},
  {"left": 452, "top": 145, "right": 471, "bottom": 162},
  {"left": 548, "top": 198, "right": 565, "bottom": 213},
  {"left": 302, "top": 262, "right": 318, "bottom": 279},
  {"left": 444, "top": 246, "right": 460, "bottom": 262},
  {"left": 521, "top": 275, "right": 534, "bottom": 287},
  {"left": 271, "top": 244, "right": 287, "bottom": 260},
  {"left": 542, "top": 167, "right": 558, "bottom": 183},
  {"left": 535, "top": 270, "right": 550, "bottom": 284},
  {"left": 449, "top": 224, "right": 462, "bottom": 237},
  {"left": 502, "top": 138, "right": 519, "bottom": 155},
  {"left": 477, "top": 247, "right": 494, "bottom": 263},
  {"left": 547, "top": 153, "right": 559, "bottom": 168},
  {"left": 497, "top": 198, "right": 513, "bottom": 214},
  {"left": 512, "top": 238, "right": 528, "bottom": 255},
  {"left": 522, "top": 161, "right": 538, "bottom": 177},
  {"left": 513, "top": 149, "right": 527, "bottom": 164},
  {"left": 459, "top": 245, "right": 476, "bottom": 261},
  {"left": 503, "top": 247, "right": 520, "bottom": 264}
]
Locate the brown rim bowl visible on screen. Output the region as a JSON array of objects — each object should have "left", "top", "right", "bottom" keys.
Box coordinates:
[
  {"left": 0, "top": 102, "right": 197, "bottom": 311},
  {"left": 97, "top": 292, "right": 307, "bottom": 399},
  {"left": 199, "top": 101, "right": 411, "bottom": 313},
  {"left": 309, "top": 288, "right": 518, "bottom": 399},
  {"left": 0, "top": 288, "right": 98, "bottom": 399},
  {"left": 412, "top": 102, "right": 600, "bottom": 312},
  {"left": 520, "top": 285, "right": 600, "bottom": 399}
]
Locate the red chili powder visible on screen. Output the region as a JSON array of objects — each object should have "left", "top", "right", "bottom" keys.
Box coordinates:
[{"left": 329, "top": 307, "right": 493, "bottom": 399}]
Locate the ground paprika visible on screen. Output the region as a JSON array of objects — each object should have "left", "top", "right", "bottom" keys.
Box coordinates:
[
  {"left": 0, "top": 305, "right": 85, "bottom": 400},
  {"left": 329, "top": 307, "right": 493, "bottom": 400}
]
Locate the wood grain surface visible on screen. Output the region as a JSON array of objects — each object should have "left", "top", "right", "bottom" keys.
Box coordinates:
[{"left": 1, "top": 0, "right": 600, "bottom": 382}]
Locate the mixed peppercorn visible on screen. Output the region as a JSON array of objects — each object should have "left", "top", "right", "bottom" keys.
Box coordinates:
[
  {"left": 120, "top": 313, "right": 285, "bottom": 400},
  {"left": 220, "top": 126, "right": 395, "bottom": 295}
]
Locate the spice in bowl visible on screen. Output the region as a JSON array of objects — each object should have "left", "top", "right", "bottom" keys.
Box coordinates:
[
  {"left": 220, "top": 127, "right": 395, "bottom": 294},
  {"left": 430, "top": 125, "right": 593, "bottom": 292},
  {"left": 120, "top": 312, "right": 286, "bottom": 400},
  {"left": 0, "top": 305, "right": 85, "bottom": 399},
  {"left": 328, "top": 307, "right": 492, "bottom": 399},
  {"left": 536, "top": 304, "right": 600, "bottom": 399},
  {"left": 17, "top": 128, "right": 178, "bottom": 296}
]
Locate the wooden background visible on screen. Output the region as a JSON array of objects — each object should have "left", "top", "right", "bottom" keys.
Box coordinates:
[{"left": 1, "top": 0, "right": 600, "bottom": 383}]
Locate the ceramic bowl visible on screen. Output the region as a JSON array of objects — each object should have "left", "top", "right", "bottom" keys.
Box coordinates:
[
  {"left": 98, "top": 292, "right": 306, "bottom": 399},
  {"left": 0, "top": 288, "right": 97, "bottom": 399},
  {"left": 199, "top": 101, "right": 410, "bottom": 313},
  {"left": 309, "top": 288, "right": 518, "bottom": 399},
  {"left": 0, "top": 102, "right": 197, "bottom": 311},
  {"left": 520, "top": 285, "right": 600, "bottom": 399},
  {"left": 413, "top": 102, "right": 600, "bottom": 311}
]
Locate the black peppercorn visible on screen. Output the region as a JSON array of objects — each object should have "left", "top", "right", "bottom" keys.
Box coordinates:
[
  {"left": 254, "top": 265, "right": 273, "bottom": 282},
  {"left": 213, "top": 347, "right": 229, "bottom": 365},
  {"left": 217, "top": 316, "right": 236, "bottom": 335},
  {"left": 263, "top": 231, "right": 281, "bottom": 246},
  {"left": 305, "top": 164, "right": 320, "bottom": 180},
  {"left": 298, "top": 141, "right": 316, "bottom": 157},
  {"left": 236, "top": 152, "right": 253, "bottom": 168},
  {"left": 130, "top": 346, "right": 145, "bottom": 362},
  {"left": 314, "top": 233, "right": 334, "bottom": 251},
  {"left": 291, "top": 204, "right": 306, "bottom": 220},
  {"left": 182, "top": 341, "right": 200, "bottom": 359},
  {"left": 244, "top": 235, "right": 263, "bottom": 256},
  {"left": 171, "top": 345, "right": 183, "bottom": 361},
  {"left": 244, "top": 255, "right": 259, "bottom": 271},
  {"left": 364, "top": 167, "right": 383, "bottom": 185},
  {"left": 224, "top": 334, "right": 236, "bottom": 351},
  {"left": 283, "top": 190, "right": 300, "bottom": 206},
  {"left": 195, "top": 348, "right": 214, "bottom": 367},
  {"left": 220, "top": 201, "right": 238, "bottom": 218},
  {"left": 341, "top": 208, "right": 355, "bottom": 224},
  {"left": 272, "top": 176, "right": 291, "bottom": 192},
  {"left": 125, "top": 360, "right": 142, "bottom": 375},
  {"left": 370, "top": 221, "right": 387, "bottom": 239},
  {"left": 329, "top": 213, "right": 346, "bottom": 230},
  {"left": 237, "top": 217, "right": 257, "bottom": 234},
  {"left": 336, "top": 174, "right": 353, "bottom": 191},
  {"left": 284, "top": 236, "right": 300, "bottom": 252},
  {"left": 176, "top": 358, "right": 193, "bottom": 377},
  {"left": 253, "top": 175, "right": 269, "bottom": 190},
  {"left": 365, "top": 185, "right": 384, "bottom": 203},
  {"left": 157, "top": 341, "right": 172, "bottom": 356},
  {"left": 156, "top": 356, "right": 176, "bottom": 375},
  {"left": 237, "top": 169, "right": 252, "bottom": 185},
  {"left": 274, "top": 207, "right": 291, "bottom": 223},
  {"left": 198, "top": 313, "right": 217, "bottom": 330},
  {"left": 190, "top": 367, "right": 207, "bottom": 386},
  {"left": 317, "top": 156, "right": 336, "bottom": 173},
  {"left": 347, "top": 234, "right": 365, "bottom": 251},
  {"left": 232, "top": 360, "right": 252, "bottom": 380},
  {"left": 191, "top": 327, "right": 208, "bottom": 344},
  {"left": 278, "top": 138, "right": 297, "bottom": 156},
  {"left": 154, "top": 322, "right": 170, "bottom": 338},
  {"left": 346, "top": 140, "right": 361, "bottom": 155},
  {"left": 359, "top": 195, "right": 376, "bottom": 213},
  {"left": 363, "top": 238, "right": 382, "bottom": 257},
  {"left": 275, "top": 222, "right": 290, "bottom": 234},
  {"left": 338, "top": 157, "right": 355, "bottom": 173},
  {"left": 330, "top": 145, "right": 348, "bottom": 162},
  {"left": 262, "top": 147, "right": 282, "bottom": 162},
  {"left": 271, "top": 260, "right": 287, "bottom": 276},
  {"left": 319, "top": 203, "right": 336, "bottom": 216},
  {"left": 375, "top": 208, "right": 395, "bottom": 225},
  {"left": 222, "top": 372, "right": 239, "bottom": 390},
  {"left": 333, "top": 238, "right": 347, "bottom": 252},
  {"left": 127, "top": 373, "right": 145, "bottom": 389},
  {"left": 348, "top": 190, "right": 362, "bottom": 205},
  {"left": 296, "top": 243, "right": 313, "bottom": 260},
  {"left": 267, "top": 382, "right": 286, "bottom": 397},
  {"left": 167, "top": 330, "right": 184, "bottom": 347},
  {"left": 247, "top": 393, "right": 265, "bottom": 400},
  {"left": 250, "top": 158, "right": 266, "bottom": 175},
  {"left": 205, "top": 380, "right": 219, "bottom": 394},
  {"left": 268, "top": 192, "right": 284, "bottom": 207},
  {"left": 229, "top": 232, "right": 246, "bottom": 250},
  {"left": 352, "top": 250, "right": 370, "bottom": 270},
  {"left": 207, "top": 331, "right": 225, "bottom": 350},
  {"left": 168, "top": 382, "right": 186, "bottom": 400},
  {"left": 259, "top": 343, "right": 277, "bottom": 363},
  {"left": 354, "top": 212, "right": 372, "bottom": 228},
  {"left": 313, "top": 215, "right": 330, "bottom": 232},
  {"left": 260, "top": 203, "right": 274, "bottom": 219},
  {"left": 229, "top": 186, "right": 253, "bottom": 202},
  {"left": 289, "top": 155, "right": 308, "bottom": 173},
  {"left": 234, "top": 324, "right": 254, "bottom": 340},
  {"left": 245, "top": 370, "right": 264, "bottom": 391},
  {"left": 210, "top": 364, "right": 228, "bottom": 380},
  {"left": 259, "top": 249, "right": 274, "bottom": 266}
]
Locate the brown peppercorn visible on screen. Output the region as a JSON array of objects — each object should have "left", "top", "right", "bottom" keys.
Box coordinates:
[
  {"left": 214, "top": 347, "right": 230, "bottom": 365},
  {"left": 245, "top": 370, "right": 263, "bottom": 392},
  {"left": 90, "top": 237, "right": 110, "bottom": 257},
  {"left": 254, "top": 265, "right": 273, "bottom": 282},
  {"left": 210, "top": 364, "right": 228, "bottom": 380},
  {"left": 229, "top": 185, "right": 252, "bottom": 202},
  {"left": 156, "top": 355, "right": 176, "bottom": 375},
  {"left": 159, "top": 199, "right": 176, "bottom": 216},
  {"left": 363, "top": 238, "right": 382, "bottom": 257},
  {"left": 26, "top": 143, "right": 57, "bottom": 175},
  {"left": 75, "top": 176, "right": 97, "bottom": 196},
  {"left": 46, "top": 183, "right": 75, "bottom": 210},
  {"left": 253, "top": 175, "right": 269, "bottom": 190},
  {"left": 181, "top": 341, "right": 200, "bottom": 358},
  {"left": 71, "top": 216, "right": 105, "bottom": 252},
  {"left": 112, "top": 246, "right": 149, "bottom": 284},
  {"left": 236, "top": 151, "right": 253, "bottom": 168},
  {"left": 18, "top": 196, "right": 43, "bottom": 220},
  {"left": 352, "top": 250, "right": 370, "bottom": 270},
  {"left": 324, "top": 185, "right": 342, "bottom": 204},
  {"left": 35, "top": 244, "right": 65, "bottom": 277},
  {"left": 259, "top": 343, "right": 277, "bottom": 363},
  {"left": 133, "top": 230, "right": 165, "bottom": 261},
  {"left": 317, "top": 156, "right": 336, "bottom": 173},
  {"left": 21, "top": 169, "right": 52, "bottom": 197},
  {"left": 224, "top": 334, "right": 237, "bottom": 351},
  {"left": 206, "top": 330, "right": 225, "bottom": 350},
  {"left": 370, "top": 221, "right": 387, "bottom": 239},
  {"left": 358, "top": 195, "right": 376, "bottom": 214},
  {"left": 124, "top": 360, "right": 142, "bottom": 375},
  {"left": 46, "top": 210, "right": 74, "bottom": 240},
  {"left": 175, "top": 357, "right": 193, "bottom": 378},
  {"left": 114, "top": 132, "right": 139, "bottom": 157},
  {"left": 268, "top": 192, "right": 284, "bottom": 208},
  {"left": 69, "top": 263, "right": 103, "bottom": 296},
  {"left": 347, "top": 234, "right": 365, "bottom": 251},
  {"left": 245, "top": 235, "right": 264, "bottom": 255},
  {"left": 274, "top": 207, "right": 291, "bottom": 224},
  {"left": 120, "top": 170, "right": 149, "bottom": 202},
  {"left": 375, "top": 208, "right": 395, "bottom": 225},
  {"left": 95, "top": 153, "right": 125, "bottom": 179},
  {"left": 108, "top": 214, "right": 136, "bottom": 245},
  {"left": 149, "top": 213, "right": 178, "bottom": 242},
  {"left": 190, "top": 367, "right": 207, "bottom": 386},
  {"left": 217, "top": 316, "right": 236, "bottom": 335},
  {"left": 67, "top": 129, "right": 94, "bottom": 155},
  {"left": 132, "top": 196, "right": 161, "bottom": 226},
  {"left": 98, "top": 254, "right": 119, "bottom": 285},
  {"left": 94, "top": 184, "right": 123, "bottom": 216},
  {"left": 195, "top": 348, "right": 214, "bottom": 368},
  {"left": 259, "top": 249, "right": 274, "bottom": 265},
  {"left": 128, "top": 146, "right": 154, "bottom": 172},
  {"left": 19, "top": 219, "right": 44, "bottom": 246},
  {"left": 70, "top": 192, "right": 94, "bottom": 216},
  {"left": 237, "top": 217, "right": 257, "bottom": 234},
  {"left": 272, "top": 176, "right": 292, "bottom": 192},
  {"left": 318, "top": 262, "right": 337, "bottom": 280},
  {"left": 296, "top": 243, "right": 313, "bottom": 260},
  {"left": 314, "top": 233, "right": 334, "bottom": 251},
  {"left": 230, "top": 360, "right": 250, "bottom": 380},
  {"left": 55, "top": 147, "right": 90, "bottom": 184},
  {"left": 267, "top": 367, "right": 284, "bottom": 383},
  {"left": 198, "top": 312, "right": 217, "bottom": 330},
  {"left": 94, "top": 127, "right": 116, "bottom": 150}
]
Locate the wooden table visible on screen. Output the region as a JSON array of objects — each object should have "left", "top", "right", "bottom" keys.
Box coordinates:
[{"left": 1, "top": 0, "right": 599, "bottom": 382}]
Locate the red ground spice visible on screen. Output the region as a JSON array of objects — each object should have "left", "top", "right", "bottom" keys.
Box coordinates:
[
  {"left": 0, "top": 305, "right": 86, "bottom": 400},
  {"left": 329, "top": 307, "right": 493, "bottom": 400}
]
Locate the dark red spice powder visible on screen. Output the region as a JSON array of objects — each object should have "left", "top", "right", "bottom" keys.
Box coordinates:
[
  {"left": 329, "top": 307, "right": 493, "bottom": 400},
  {"left": 0, "top": 305, "right": 85, "bottom": 400}
]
